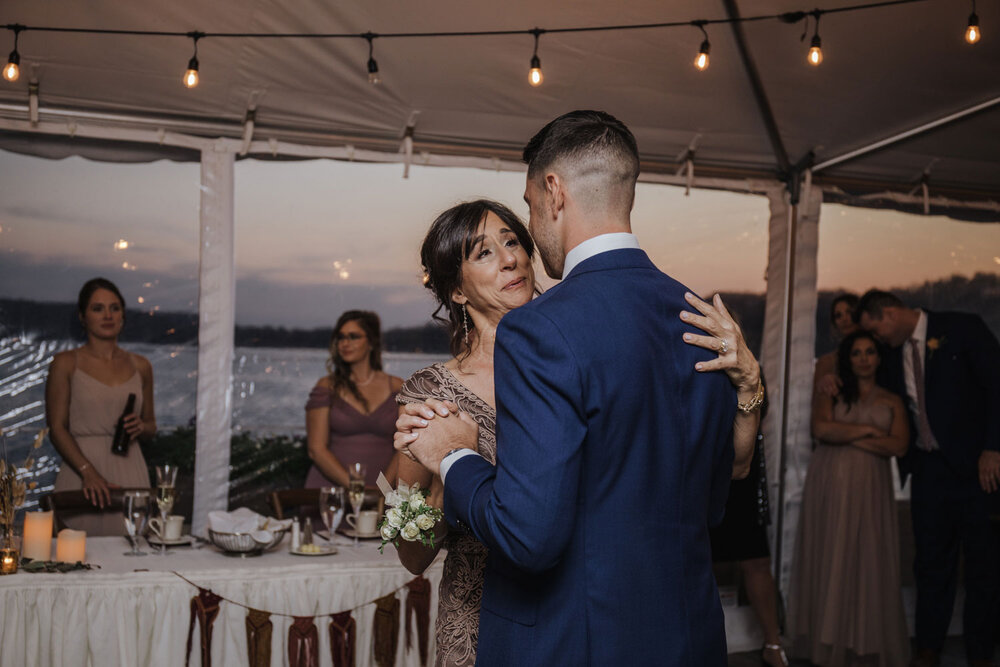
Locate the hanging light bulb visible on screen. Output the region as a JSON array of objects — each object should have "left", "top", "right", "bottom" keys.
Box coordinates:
[
  {"left": 965, "top": 2, "right": 981, "bottom": 44},
  {"left": 807, "top": 12, "right": 823, "bottom": 66},
  {"left": 183, "top": 33, "right": 202, "bottom": 88},
  {"left": 808, "top": 35, "right": 823, "bottom": 65},
  {"left": 4, "top": 26, "right": 22, "bottom": 83},
  {"left": 529, "top": 29, "right": 544, "bottom": 87},
  {"left": 365, "top": 34, "right": 381, "bottom": 85},
  {"left": 693, "top": 23, "right": 710, "bottom": 71}
]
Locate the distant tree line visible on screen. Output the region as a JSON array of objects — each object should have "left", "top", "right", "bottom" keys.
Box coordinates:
[
  {"left": 0, "top": 298, "right": 451, "bottom": 352},
  {"left": 2, "top": 272, "right": 996, "bottom": 357}
]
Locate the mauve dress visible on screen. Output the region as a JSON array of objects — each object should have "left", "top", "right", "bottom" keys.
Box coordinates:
[
  {"left": 303, "top": 381, "right": 397, "bottom": 488},
  {"left": 52, "top": 359, "right": 151, "bottom": 536},
  {"left": 397, "top": 363, "right": 497, "bottom": 667},
  {"left": 788, "top": 388, "right": 910, "bottom": 667}
]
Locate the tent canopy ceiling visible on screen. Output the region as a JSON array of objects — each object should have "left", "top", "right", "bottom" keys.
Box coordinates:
[{"left": 1, "top": 0, "right": 998, "bottom": 199}]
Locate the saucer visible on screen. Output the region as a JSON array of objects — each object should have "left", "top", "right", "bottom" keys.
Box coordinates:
[
  {"left": 340, "top": 527, "right": 381, "bottom": 539},
  {"left": 146, "top": 534, "right": 194, "bottom": 547},
  {"left": 290, "top": 545, "right": 338, "bottom": 557}
]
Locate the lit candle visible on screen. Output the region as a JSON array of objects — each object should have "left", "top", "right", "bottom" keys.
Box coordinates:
[
  {"left": 22, "top": 510, "right": 53, "bottom": 561},
  {"left": 0, "top": 547, "right": 17, "bottom": 575},
  {"left": 56, "top": 528, "right": 86, "bottom": 563}
]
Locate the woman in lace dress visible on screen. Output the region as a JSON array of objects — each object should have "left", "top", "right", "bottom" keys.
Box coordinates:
[
  {"left": 789, "top": 330, "right": 911, "bottom": 666},
  {"left": 392, "top": 199, "right": 763, "bottom": 666}
]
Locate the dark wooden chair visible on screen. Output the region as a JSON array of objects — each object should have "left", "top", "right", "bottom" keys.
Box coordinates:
[
  {"left": 269, "top": 488, "right": 320, "bottom": 521},
  {"left": 269, "top": 487, "right": 384, "bottom": 522},
  {"left": 43, "top": 487, "right": 152, "bottom": 532}
]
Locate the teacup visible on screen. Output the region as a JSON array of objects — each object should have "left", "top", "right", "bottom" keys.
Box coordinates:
[
  {"left": 149, "top": 514, "right": 185, "bottom": 541},
  {"left": 347, "top": 510, "right": 379, "bottom": 535}
]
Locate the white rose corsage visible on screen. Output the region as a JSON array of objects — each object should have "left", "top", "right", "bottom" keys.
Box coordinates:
[{"left": 375, "top": 473, "right": 444, "bottom": 553}]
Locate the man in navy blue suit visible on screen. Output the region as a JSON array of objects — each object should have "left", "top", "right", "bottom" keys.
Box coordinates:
[
  {"left": 397, "top": 111, "right": 763, "bottom": 665},
  {"left": 857, "top": 290, "right": 1000, "bottom": 667}
]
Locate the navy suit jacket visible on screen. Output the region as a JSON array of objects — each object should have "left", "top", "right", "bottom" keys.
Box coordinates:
[
  {"left": 880, "top": 310, "right": 1000, "bottom": 485},
  {"left": 443, "top": 248, "right": 736, "bottom": 666}
]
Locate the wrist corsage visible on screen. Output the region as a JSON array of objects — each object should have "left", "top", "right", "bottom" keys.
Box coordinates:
[{"left": 375, "top": 473, "right": 444, "bottom": 554}]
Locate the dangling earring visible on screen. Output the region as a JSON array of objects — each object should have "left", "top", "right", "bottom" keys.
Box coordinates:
[{"left": 462, "top": 304, "right": 469, "bottom": 345}]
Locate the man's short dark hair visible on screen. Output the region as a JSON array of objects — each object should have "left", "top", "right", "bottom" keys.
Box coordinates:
[
  {"left": 856, "top": 289, "right": 905, "bottom": 321},
  {"left": 522, "top": 110, "right": 639, "bottom": 183}
]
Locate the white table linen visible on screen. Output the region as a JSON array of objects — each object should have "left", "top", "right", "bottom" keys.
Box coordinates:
[{"left": 0, "top": 534, "right": 443, "bottom": 667}]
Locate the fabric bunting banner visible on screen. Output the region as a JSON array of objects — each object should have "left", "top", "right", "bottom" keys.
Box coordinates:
[{"left": 172, "top": 571, "right": 428, "bottom": 666}]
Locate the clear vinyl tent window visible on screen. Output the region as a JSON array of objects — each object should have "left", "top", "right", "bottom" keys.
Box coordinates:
[
  {"left": 0, "top": 149, "right": 199, "bottom": 516},
  {"left": 229, "top": 159, "right": 769, "bottom": 509}
]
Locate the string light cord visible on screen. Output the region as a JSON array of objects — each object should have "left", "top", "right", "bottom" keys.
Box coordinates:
[{"left": 1, "top": 0, "right": 932, "bottom": 43}]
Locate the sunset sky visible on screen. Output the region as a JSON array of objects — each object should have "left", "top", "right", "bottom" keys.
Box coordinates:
[{"left": 0, "top": 149, "right": 997, "bottom": 330}]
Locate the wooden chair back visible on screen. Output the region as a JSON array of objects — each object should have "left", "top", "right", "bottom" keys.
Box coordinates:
[{"left": 43, "top": 487, "right": 152, "bottom": 532}]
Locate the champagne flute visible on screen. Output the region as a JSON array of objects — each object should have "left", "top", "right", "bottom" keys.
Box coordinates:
[
  {"left": 347, "top": 463, "right": 367, "bottom": 545},
  {"left": 155, "top": 465, "right": 178, "bottom": 556},
  {"left": 123, "top": 490, "right": 150, "bottom": 556},
  {"left": 318, "top": 486, "right": 345, "bottom": 541}
]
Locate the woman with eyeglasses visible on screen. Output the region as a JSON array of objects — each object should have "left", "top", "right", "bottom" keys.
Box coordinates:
[{"left": 303, "top": 310, "right": 402, "bottom": 488}]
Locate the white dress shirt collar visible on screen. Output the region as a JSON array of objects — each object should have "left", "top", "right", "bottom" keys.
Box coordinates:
[{"left": 561, "top": 233, "right": 640, "bottom": 279}]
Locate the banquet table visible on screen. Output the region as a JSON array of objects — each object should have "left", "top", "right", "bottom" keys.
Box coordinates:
[{"left": 0, "top": 533, "right": 443, "bottom": 667}]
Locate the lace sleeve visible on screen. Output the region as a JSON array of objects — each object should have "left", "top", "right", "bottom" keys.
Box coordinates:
[{"left": 396, "top": 365, "right": 449, "bottom": 406}]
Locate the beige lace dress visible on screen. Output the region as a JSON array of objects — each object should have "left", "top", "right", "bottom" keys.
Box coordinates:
[{"left": 397, "top": 363, "right": 497, "bottom": 667}]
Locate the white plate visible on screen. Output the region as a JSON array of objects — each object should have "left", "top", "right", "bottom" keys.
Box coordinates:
[
  {"left": 146, "top": 534, "right": 194, "bottom": 547},
  {"left": 340, "top": 527, "right": 381, "bottom": 539},
  {"left": 290, "top": 545, "right": 338, "bottom": 556}
]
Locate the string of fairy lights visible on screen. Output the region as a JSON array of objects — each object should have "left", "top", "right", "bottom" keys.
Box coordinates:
[{"left": 0, "top": 0, "right": 986, "bottom": 88}]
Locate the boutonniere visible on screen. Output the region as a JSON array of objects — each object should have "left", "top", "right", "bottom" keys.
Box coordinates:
[{"left": 926, "top": 336, "right": 945, "bottom": 359}]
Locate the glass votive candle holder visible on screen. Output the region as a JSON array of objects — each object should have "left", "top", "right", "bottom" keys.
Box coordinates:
[{"left": 0, "top": 545, "right": 19, "bottom": 575}]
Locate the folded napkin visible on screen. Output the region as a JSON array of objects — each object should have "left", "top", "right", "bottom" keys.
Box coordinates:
[{"left": 208, "top": 508, "right": 292, "bottom": 544}]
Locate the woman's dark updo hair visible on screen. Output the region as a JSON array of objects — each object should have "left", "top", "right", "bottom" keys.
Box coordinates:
[
  {"left": 77, "top": 277, "right": 126, "bottom": 319},
  {"left": 830, "top": 292, "right": 859, "bottom": 322},
  {"left": 327, "top": 310, "right": 383, "bottom": 412},
  {"left": 835, "top": 330, "right": 880, "bottom": 410},
  {"left": 420, "top": 199, "right": 535, "bottom": 357}
]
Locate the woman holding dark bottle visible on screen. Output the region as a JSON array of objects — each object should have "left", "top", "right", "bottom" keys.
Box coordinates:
[{"left": 46, "top": 277, "right": 156, "bottom": 535}]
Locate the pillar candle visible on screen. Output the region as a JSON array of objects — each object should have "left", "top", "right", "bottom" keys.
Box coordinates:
[
  {"left": 56, "top": 528, "right": 86, "bottom": 563},
  {"left": 22, "top": 510, "right": 53, "bottom": 561}
]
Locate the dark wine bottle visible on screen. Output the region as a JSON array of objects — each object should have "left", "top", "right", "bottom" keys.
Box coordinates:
[{"left": 111, "top": 393, "right": 137, "bottom": 456}]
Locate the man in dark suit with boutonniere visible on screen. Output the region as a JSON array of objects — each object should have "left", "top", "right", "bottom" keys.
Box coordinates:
[{"left": 858, "top": 289, "right": 1000, "bottom": 667}]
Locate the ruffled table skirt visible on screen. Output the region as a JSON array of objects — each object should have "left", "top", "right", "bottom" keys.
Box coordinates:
[{"left": 0, "top": 534, "right": 442, "bottom": 667}]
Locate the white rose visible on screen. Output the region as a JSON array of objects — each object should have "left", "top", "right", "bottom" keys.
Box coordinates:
[
  {"left": 415, "top": 513, "right": 435, "bottom": 531},
  {"left": 400, "top": 521, "right": 421, "bottom": 541},
  {"left": 386, "top": 508, "right": 404, "bottom": 528},
  {"left": 385, "top": 491, "right": 404, "bottom": 508},
  {"left": 407, "top": 494, "right": 424, "bottom": 509},
  {"left": 381, "top": 523, "right": 398, "bottom": 541}
]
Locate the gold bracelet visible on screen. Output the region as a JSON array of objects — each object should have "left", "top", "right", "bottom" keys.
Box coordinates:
[{"left": 737, "top": 380, "right": 765, "bottom": 414}]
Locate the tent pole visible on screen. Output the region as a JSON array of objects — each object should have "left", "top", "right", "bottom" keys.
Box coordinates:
[
  {"left": 773, "top": 188, "right": 797, "bottom": 587},
  {"left": 192, "top": 142, "right": 236, "bottom": 537},
  {"left": 723, "top": 0, "right": 790, "bottom": 173},
  {"left": 813, "top": 96, "right": 1000, "bottom": 173}
]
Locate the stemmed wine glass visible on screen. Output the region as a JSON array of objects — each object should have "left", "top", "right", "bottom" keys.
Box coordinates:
[
  {"left": 318, "top": 486, "right": 346, "bottom": 542},
  {"left": 154, "top": 465, "right": 178, "bottom": 556},
  {"left": 123, "top": 490, "right": 151, "bottom": 556},
  {"left": 347, "top": 463, "right": 367, "bottom": 546}
]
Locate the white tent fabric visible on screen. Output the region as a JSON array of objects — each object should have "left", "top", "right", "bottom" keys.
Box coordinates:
[
  {"left": 1, "top": 0, "right": 998, "bottom": 202},
  {"left": 194, "top": 146, "right": 235, "bottom": 538}
]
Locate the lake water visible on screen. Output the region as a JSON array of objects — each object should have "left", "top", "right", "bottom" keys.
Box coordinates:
[{"left": 0, "top": 337, "right": 449, "bottom": 501}]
